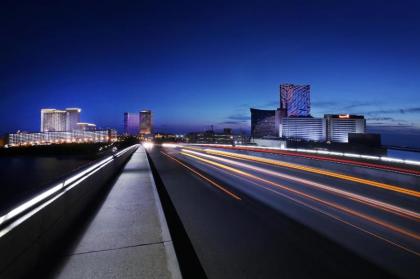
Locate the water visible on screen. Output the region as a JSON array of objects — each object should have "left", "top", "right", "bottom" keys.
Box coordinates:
[
  {"left": 387, "top": 149, "right": 420, "bottom": 161},
  {"left": 0, "top": 156, "right": 91, "bottom": 214}
]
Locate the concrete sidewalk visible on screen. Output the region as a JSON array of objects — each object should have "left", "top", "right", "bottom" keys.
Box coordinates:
[{"left": 54, "top": 146, "right": 182, "bottom": 279}]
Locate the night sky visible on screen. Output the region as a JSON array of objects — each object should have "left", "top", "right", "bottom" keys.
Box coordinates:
[{"left": 1, "top": 1, "right": 420, "bottom": 146}]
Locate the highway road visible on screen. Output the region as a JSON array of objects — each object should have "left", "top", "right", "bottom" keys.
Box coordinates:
[{"left": 147, "top": 144, "right": 419, "bottom": 278}]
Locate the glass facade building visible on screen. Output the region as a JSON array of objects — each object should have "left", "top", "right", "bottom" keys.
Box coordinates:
[
  {"left": 41, "top": 109, "right": 68, "bottom": 132},
  {"left": 41, "top": 108, "right": 83, "bottom": 132},
  {"left": 123, "top": 112, "right": 140, "bottom": 136},
  {"left": 279, "top": 117, "right": 326, "bottom": 142},
  {"left": 139, "top": 110, "right": 152, "bottom": 135},
  {"left": 250, "top": 108, "right": 277, "bottom": 138},
  {"left": 280, "top": 84, "right": 311, "bottom": 117},
  {"left": 65, "top": 108, "right": 81, "bottom": 131}
]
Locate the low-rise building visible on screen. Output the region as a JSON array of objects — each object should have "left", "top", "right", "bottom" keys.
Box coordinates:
[
  {"left": 186, "top": 130, "right": 248, "bottom": 145},
  {"left": 7, "top": 130, "right": 117, "bottom": 146},
  {"left": 76, "top": 122, "right": 96, "bottom": 131},
  {"left": 279, "top": 117, "right": 326, "bottom": 142},
  {"left": 324, "top": 114, "right": 366, "bottom": 143}
]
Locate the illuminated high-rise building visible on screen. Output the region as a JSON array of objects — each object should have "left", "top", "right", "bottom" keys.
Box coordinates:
[
  {"left": 65, "top": 108, "right": 81, "bottom": 131},
  {"left": 123, "top": 112, "right": 140, "bottom": 136},
  {"left": 248, "top": 84, "right": 368, "bottom": 144},
  {"left": 41, "top": 107, "right": 95, "bottom": 132},
  {"left": 280, "top": 84, "right": 311, "bottom": 117},
  {"left": 41, "top": 109, "right": 67, "bottom": 132},
  {"left": 139, "top": 110, "right": 152, "bottom": 135}
]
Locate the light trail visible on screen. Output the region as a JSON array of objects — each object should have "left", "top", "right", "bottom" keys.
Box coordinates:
[
  {"left": 180, "top": 151, "right": 420, "bottom": 242},
  {"left": 0, "top": 144, "right": 138, "bottom": 237},
  {"left": 199, "top": 148, "right": 420, "bottom": 199},
  {"left": 192, "top": 144, "right": 420, "bottom": 176},
  {"left": 201, "top": 162, "right": 420, "bottom": 257},
  {"left": 180, "top": 149, "right": 420, "bottom": 221},
  {"left": 160, "top": 151, "right": 241, "bottom": 201}
]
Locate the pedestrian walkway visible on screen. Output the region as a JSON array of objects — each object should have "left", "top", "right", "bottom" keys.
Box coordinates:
[{"left": 54, "top": 146, "right": 181, "bottom": 278}]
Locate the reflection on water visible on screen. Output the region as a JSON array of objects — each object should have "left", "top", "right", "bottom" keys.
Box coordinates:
[{"left": 0, "top": 156, "right": 90, "bottom": 214}]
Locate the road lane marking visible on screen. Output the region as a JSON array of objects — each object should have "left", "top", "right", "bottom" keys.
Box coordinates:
[
  {"left": 180, "top": 151, "right": 420, "bottom": 242},
  {"left": 181, "top": 149, "right": 420, "bottom": 221},
  {"left": 208, "top": 165, "right": 420, "bottom": 257},
  {"left": 160, "top": 151, "right": 241, "bottom": 201}
]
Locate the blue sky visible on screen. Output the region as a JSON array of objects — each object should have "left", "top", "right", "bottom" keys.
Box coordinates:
[{"left": 1, "top": 0, "right": 419, "bottom": 146}]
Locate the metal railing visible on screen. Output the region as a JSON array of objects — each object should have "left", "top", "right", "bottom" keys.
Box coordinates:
[{"left": 0, "top": 144, "right": 139, "bottom": 237}]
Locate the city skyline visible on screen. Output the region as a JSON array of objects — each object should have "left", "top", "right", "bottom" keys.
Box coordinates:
[
  {"left": 251, "top": 86, "right": 367, "bottom": 144},
  {"left": 1, "top": 1, "right": 420, "bottom": 147},
  {"left": 3, "top": 83, "right": 419, "bottom": 147},
  {"left": 0, "top": 2, "right": 419, "bottom": 277}
]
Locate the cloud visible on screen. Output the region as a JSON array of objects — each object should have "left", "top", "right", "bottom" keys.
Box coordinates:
[
  {"left": 219, "top": 121, "right": 245, "bottom": 125},
  {"left": 235, "top": 103, "right": 252, "bottom": 109},
  {"left": 332, "top": 99, "right": 420, "bottom": 116},
  {"left": 217, "top": 121, "right": 249, "bottom": 127},
  {"left": 218, "top": 112, "right": 252, "bottom": 128},
  {"left": 313, "top": 101, "right": 382, "bottom": 116},
  {"left": 262, "top": 100, "right": 278, "bottom": 107},
  {"left": 312, "top": 101, "right": 337, "bottom": 108},
  {"left": 342, "top": 101, "right": 376, "bottom": 110},
  {"left": 366, "top": 117, "right": 395, "bottom": 121},
  {"left": 367, "top": 107, "right": 420, "bottom": 115},
  {"left": 227, "top": 114, "right": 250, "bottom": 121},
  {"left": 399, "top": 107, "right": 420, "bottom": 114},
  {"left": 369, "top": 123, "right": 412, "bottom": 128}
]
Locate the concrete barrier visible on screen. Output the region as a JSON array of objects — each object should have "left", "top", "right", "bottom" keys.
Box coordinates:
[{"left": 0, "top": 144, "right": 138, "bottom": 278}]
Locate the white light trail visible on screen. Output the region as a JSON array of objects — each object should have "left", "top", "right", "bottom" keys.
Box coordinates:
[
  {"left": 181, "top": 148, "right": 420, "bottom": 220},
  {"left": 0, "top": 144, "right": 139, "bottom": 236},
  {"left": 186, "top": 144, "right": 420, "bottom": 167}
]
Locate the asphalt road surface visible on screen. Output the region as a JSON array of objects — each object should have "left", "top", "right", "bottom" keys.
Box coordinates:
[{"left": 147, "top": 144, "right": 419, "bottom": 278}]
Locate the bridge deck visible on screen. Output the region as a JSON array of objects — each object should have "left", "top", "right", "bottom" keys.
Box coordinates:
[{"left": 53, "top": 146, "right": 181, "bottom": 278}]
